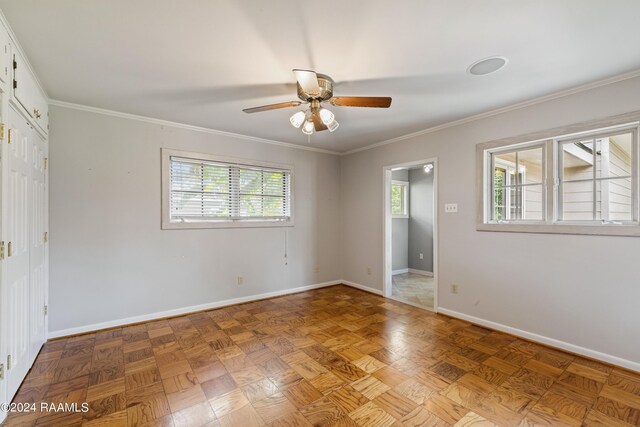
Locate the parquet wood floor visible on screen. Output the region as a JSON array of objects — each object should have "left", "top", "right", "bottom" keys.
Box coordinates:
[{"left": 3, "top": 285, "right": 639, "bottom": 426}]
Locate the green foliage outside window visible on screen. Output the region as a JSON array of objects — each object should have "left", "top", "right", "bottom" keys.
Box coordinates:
[
  {"left": 239, "top": 168, "right": 286, "bottom": 217},
  {"left": 391, "top": 184, "right": 405, "bottom": 216}
]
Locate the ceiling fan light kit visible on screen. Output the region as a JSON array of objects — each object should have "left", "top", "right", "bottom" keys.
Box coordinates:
[
  {"left": 302, "top": 118, "right": 315, "bottom": 135},
  {"left": 243, "top": 69, "right": 392, "bottom": 139},
  {"left": 289, "top": 110, "right": 306, "bottom": 128}
]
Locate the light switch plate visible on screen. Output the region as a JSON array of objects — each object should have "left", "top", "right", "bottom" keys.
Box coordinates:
[{"left": 445, "top": 203, "right": 458, "bottom": 213}]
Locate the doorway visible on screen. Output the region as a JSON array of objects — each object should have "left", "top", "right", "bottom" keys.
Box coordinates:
[{"left": 383, "top": 159, "right": 438, "bottom": 311}]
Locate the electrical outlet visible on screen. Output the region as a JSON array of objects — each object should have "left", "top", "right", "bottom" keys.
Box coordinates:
[
  {"left": 445, "top": 203, "right": 458, "bottom": 213},
  {"left": 237, "top": 276, "right": 244, "bottom": 285},
  {"left": 367, "top": 267, "right": 372, "bottom": 275},
  {"left": 451, "top": 284, "right": 458, "bottom": 294},
  {"left": 419, "top": 253, "right": 424, "bottom": 260}
]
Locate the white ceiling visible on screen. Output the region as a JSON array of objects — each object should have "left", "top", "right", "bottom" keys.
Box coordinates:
[{"left": 2, "top": 0, "right": 640, "bottom": 153}]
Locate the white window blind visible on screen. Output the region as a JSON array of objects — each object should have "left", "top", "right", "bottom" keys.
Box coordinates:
[{"left": 169, "top": 156, "right": 291, "bottom": 223}]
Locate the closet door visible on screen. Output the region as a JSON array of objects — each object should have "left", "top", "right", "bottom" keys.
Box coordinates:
[
  {"left": 5, "top": 106, "right": 31, "bottom": 400},
  {"left": 29, "top": 127, "right": 46, "bottom": 360}
]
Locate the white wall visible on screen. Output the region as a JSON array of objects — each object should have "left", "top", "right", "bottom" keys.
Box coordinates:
[
  {"left": 48, "top": 106, "right": 342, "bottom": 334},
  {"left": 341, "top": 76, "right": 640, "bottom": 368}
]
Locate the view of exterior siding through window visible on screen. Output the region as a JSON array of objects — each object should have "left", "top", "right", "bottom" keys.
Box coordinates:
[
  {"left": 560, "top": 131, "right": 633, "bottom": 221},
  {"left": 492, "top": 147, "right": 543, "bottom": 221}
]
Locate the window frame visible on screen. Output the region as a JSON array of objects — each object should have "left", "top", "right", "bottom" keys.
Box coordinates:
[
  {"left": 488, "top": 142, "right": 543, "bottom": 223},
  {"left": 476, "top": 111, "right": 640, "bottom": 237},
  {"left": 555, "top": 125, "right": 638, "bottom": 225},
  {"left": 391, "top": 180, "right": 409, "bottom": 218},
  {"left": 161, "top": 149, "right": 294, "bottom": 229}
]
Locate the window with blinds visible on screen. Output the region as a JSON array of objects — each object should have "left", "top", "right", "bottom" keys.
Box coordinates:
[{"left": 164, "top": 151, "right": 292, "bottom": 228}]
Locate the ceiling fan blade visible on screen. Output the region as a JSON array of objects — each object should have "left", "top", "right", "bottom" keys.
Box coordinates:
[
  {"left": 330, "top": 96, "right": 392, "bottom": 108},
  {"left": 293, "top": 69, "right": 321, "bottom": 97},
  {"left": 311, "top": 111, "right": 328, "bottom": 132},
  {"left": 242, "top": 101, "right": 302, "bottom": 113}
]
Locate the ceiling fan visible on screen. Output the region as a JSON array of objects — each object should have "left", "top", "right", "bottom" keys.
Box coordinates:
[{"left": 243, "top": 69, "right": 392, "bottom": 135}]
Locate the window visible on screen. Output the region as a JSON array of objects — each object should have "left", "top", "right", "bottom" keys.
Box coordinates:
[
  {"left": 477, "top": 114, "right": 640, "bottom": 236},
  {"left": 162, "top": 149, "right": 293, "bottom": 229},
  {"left": 558, "top": 129, "right": 634, "bottom": 223},
  {"left": 391, "top": 180, "right": 409, "bottom": 218},
  {"left": 489, "top": 144, "right": 544, "bottom": 222}
]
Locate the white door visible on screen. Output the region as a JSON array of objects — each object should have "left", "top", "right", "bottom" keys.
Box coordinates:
[
  {"left": 0, "top": 91, "right": 6, "bottom": 425},
  {"left": 5, "top": 106, "right": 31, "bottom": 400},
  {"left": 29, "top": 126, "right": 46, "bottom": 361}
]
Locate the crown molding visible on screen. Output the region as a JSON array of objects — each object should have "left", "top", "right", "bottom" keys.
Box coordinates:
[
  {"left": 47, "top": 99, "right": 342, "bottom": 156},
  {"left": 341, "top": 68, "right": 640, "bottom": 156}
]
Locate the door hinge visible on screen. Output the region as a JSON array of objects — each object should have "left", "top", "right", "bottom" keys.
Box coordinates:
[
  {"left": 44, "top": 157, "right": 48, "bottom": 170},
  {"left": 0, "top": 122, "right": 4, "bottom": 140},
  {"left": 7, "top": 241, "right": 12, "bottom": 257},
  {"left": 0, "top": 241, "right": 4, "bottom": 260},
  {"left": 44, "top": 305, "right": 48, "bottom": 316},
  {"left": 44, "top": 232, "right": 48, "bottom": 243},
  {"left": 12, "top": 57, "right": 16, "bottom": 70},
  {"left": 7, "top": 128, "right": 11, "bottom": 144},
  {"left": 0, "top": 363, "right": 4, "bottom": 379},
  {"left": 7, "top": 355, "right": 11, "bottom": 370},
  {"left": 12, "top": 79, "right": 16, "bottom": 89}
]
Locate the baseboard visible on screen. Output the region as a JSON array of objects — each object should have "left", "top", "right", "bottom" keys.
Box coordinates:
[
  {"left": 341, "top": 280, "right": 384, "bottom": 296},
  {"left": 438, "top": 307, "right": 640, "bottom": 373},
  {"left": 392, "top": 268, "right": 408, "bottom": 275},
  {"left": 408, "top": 268, "right": 434, "bottom": 277},
  {"left": 48, "top": 280, "right": 342, "bottom": 339}
]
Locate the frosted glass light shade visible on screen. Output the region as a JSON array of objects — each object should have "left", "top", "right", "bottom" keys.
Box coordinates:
[
  {"left": 302, "top": 119, "right": 314, "bottom": 135},
  {"left": 319, "top": 108, "right": 334, "bottom": 125},
  {"left": 290, "top": 111, "right": 306, "bottom": 128}
]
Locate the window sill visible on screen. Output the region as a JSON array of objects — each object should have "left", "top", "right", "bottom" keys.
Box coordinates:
[
  {"left": 477, "top": 222, "right": 640, "bottom": 237},
  {"left": 162, "top": 220, "right": 295, "bottom": 230},
  {"left": 392, "top": 215, "right": 409, "bottom": 219}
]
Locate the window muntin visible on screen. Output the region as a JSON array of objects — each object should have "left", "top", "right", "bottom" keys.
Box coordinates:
[
  {"left": 557, "top": 128, "right": 636, "bottom": 223},
  {"left": 164, "top": 150, "right": 292, "bottom": 228},
  {"left": 391, "top": 180, "right": 409, "bottom": 218},
  {"left": 488, "top": 144, "right": 545, "bottom": 222}
]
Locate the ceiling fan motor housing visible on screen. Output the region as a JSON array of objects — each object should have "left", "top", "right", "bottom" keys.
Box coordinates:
[{"left": 297, "top": 73, "right": 334, "bottom": 101}]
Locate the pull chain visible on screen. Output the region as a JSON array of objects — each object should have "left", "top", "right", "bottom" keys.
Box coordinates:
[{"left": 284, "top": 229, "right": 288, "bottom": 265}]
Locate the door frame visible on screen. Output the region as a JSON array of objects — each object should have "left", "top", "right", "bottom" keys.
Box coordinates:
[{"left": 383, "top": 157, "right": 438, "bottom": 312}]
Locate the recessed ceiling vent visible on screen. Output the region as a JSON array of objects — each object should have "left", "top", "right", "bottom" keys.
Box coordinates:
[{"left": 467, "top": 56, "right": 508, "bottom": 75}]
